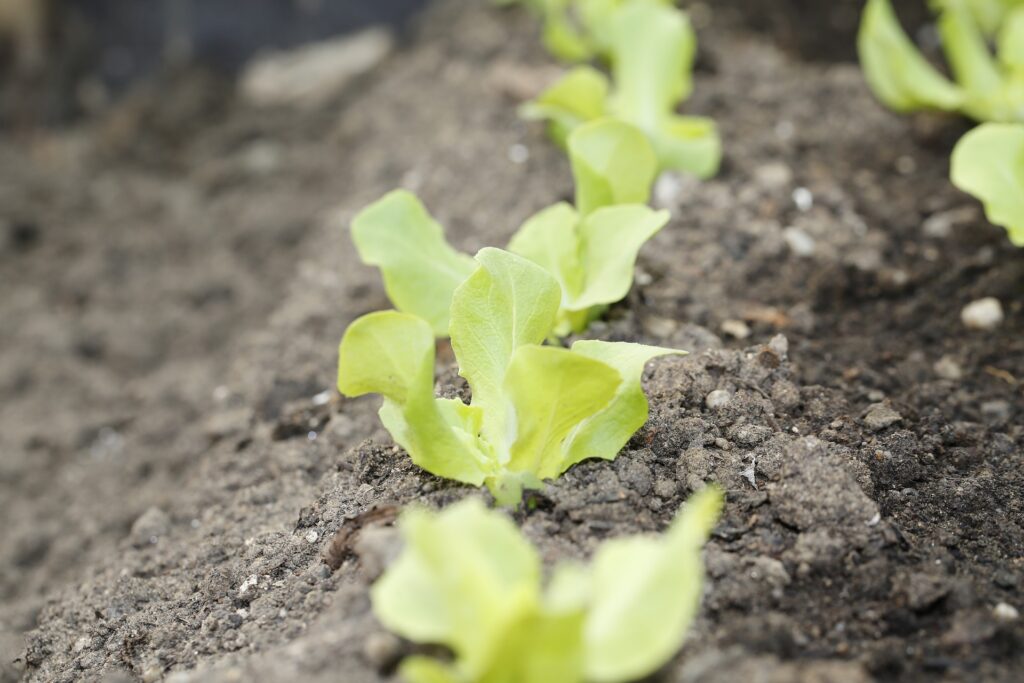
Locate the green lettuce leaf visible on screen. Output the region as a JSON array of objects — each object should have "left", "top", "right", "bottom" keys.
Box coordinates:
[
  {"left": 657, "top": 115, "right": 723, "bottom": 180},
  {"left": 509, "top": 202, "right": 670, "bottom": 335},
  {"left": 373, "top": 490, "right": 722, "bottom": 683},
  {"left": 372, "top": 498, "right": 541, "bottom": 677},
  {"left": 583, "top": 486, "right": 723, "bottom": 682},
  {"left": 504, "top": 345, "right": 621, "bottom": 479},
  {"left": 350, "top": 191, "right": 476, "bottom": 336},
  {"left": 506, "top": 202, "right": 585, "bottom": 304},
  {"left": 449, "top": 248, "right": 562, "bottom": 454},
  {"left": 858, "top": 0, "right": 965, "bottom": 113},
  {"left": 998, "top": 7, "right": 1024, "bottom": 68},
  {"left": 519, "top": 66, "right": 611, "bottom": 148},
  {"left": 571, "top": 204, "right": 670, "bottom": 311},
  {"left": 950, "top": 122, "right": 1024, "bottom": 245},
  {"left": 562, "top": 341, "right": 683, "bottom": 470},
  {"left": 521, "top": 3, "right": 721, "bottom": 177},
  {"left": 337, "top": 311, "right": 488, "bottom": 484},
  {"left": 568, "top": 118, "right": 658, "bottom": 216},
  {"left": 607, "top": 0, "right": 695, "bottom": 133}
]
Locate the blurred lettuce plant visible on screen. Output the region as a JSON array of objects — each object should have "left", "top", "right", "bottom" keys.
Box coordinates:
[
  {"left": 859, "top": 0, "right": 1024, "bottom": 244},
  {"left": 520, "top": 0, "right": 721, "bottom": 178},
  {"left": 951, "top": 122, "right": 1024, "bottom": 244},
  {"left": 350, "top": 119, "right": 667, "bottom": 337},
  {"left": 373, "top": 488, "right": 722, "bottom": 683},
  {"left": 858, "top": 0, "right": 1024, "bottom": 121}
]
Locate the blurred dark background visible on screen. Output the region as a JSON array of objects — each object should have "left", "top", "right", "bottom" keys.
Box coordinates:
[
  {"left": 0, "top": 0, "right": 930, "bottom": 125},
  {"left": 0, "top": 0, "right": 429, "bottom": 124}
]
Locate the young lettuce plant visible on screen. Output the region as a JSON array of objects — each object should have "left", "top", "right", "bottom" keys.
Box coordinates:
[
  {"left": 858, "top": 0, "right": 1024, "bottom": 122},
  {"left": 337, "top": 248, "right": 682, "bottom": 504},
  {"left": 498, "top": 0, "right": 675, "bottom": 64},
  {"left": 521, "top": 0, "right": 721, "bottom": 178},
  {"left": 372, "top": 488, "right": 722, "bottom": 683},
  {"left": 349, "top": 118, "right": 667, "bottom": 337},
  {"left": 951, "top": 122, "right": 1024, "bottom": 244}
]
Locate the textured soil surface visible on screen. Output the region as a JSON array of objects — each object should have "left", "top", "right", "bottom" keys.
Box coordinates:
[{"left": 1, "top": 1, "right": 1022, "bottom": 682}]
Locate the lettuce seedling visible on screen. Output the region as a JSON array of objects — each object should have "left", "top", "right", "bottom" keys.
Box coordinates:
[
  {"left": 951, "top": 122, "right": 1024, "bottom": 244},
  {"left": 499, "top": 0, "right": 676, "bottom": 64},
  {"left": 521, "top": 0, "right": 721, "bottom": 178},
  {"left": 373, "top": 488, "right": 722, "bottom": 683},
  {"left": 349, "top": 118, "right": 667, "bottom": 337},
  {"left": 858, "top": 0, "right": 1024, "bottom": 122},
  {"left": 337, "top": 247, "right": 682, "bottom": 504}
]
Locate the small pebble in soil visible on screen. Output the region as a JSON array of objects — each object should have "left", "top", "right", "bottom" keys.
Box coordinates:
[
  {"left": 129, "top": 507, "right": 171, "bottom": 547},
  {"left": 863, "top": 403, "right": 902, "bottom": 432},
  {"left": 363, "top": 631, "right": 402, "bottom": 671},
  {"left": 980, "top": 400, "right": 1011, "bottom": 423},
  {"left": 721, "top": 319, "right": 751, "bottom": 339},
  {"left": 960, "top": 297, "right": 1004, "bottom": 331},
  {"left": 933, "top": 355, "right": 963, "bottom": 381},
  {"left": 768, "top": 334, "right": 789, "bottom": 358},
  {"left": 993, "top": 602, "right": 1019, "bottom": 622},
  {"left": 922, "top": 206, "right": 977, "bottom": 239},
  {"left": 507, "top": 143, "right": 529, "bottom": 164},
  {"left": 792, "top": 187, "right": 813, "bottom": 212},
  {"left": 653, "top": 171, "right": 685, "bottom": 208},
  {"left": 237, "top": 574, "right": 258, "bottom": 597},
  {"left": 754, "top": 162, "right": 792, "bottom": 189},
  {"left": 705, "top": 390, "right": 732, "bottom": 410},
  {"left": 783, "top": 226, "right": 815, "bottom": 257}
]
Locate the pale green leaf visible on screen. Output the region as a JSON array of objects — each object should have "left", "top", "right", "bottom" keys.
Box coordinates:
[
  {"left": 608, "top": 0, "right": 695, "bottom": 133},
  {"left": 350, "top": 190, "right": 475, "bottom": 336},
  {"left": 568, "top": 118, "right": 658, "bottom": 216},
  {"left": 938, "top": 4, "right": 1004, "bottom": 97},
  {"left": 399, "top": 657, "right": 463, "bottom": 683},
  {"left": 374, "top": 493, "right": 719, "bottom": 683},
  {"left": 858, "top": 0, "right": 965, "bottom": 112},
  {"left": 337, "top": 310, "right": 434, "bottom": 403},
  {"left": 507, "top": 202, "right": 585, "bottom": 303},
  {"left": 571, "top": 205, "right": 671, "bottom": 311},
  {"left": 584, "top": 486, "right": 723, "bottom": 683},
  {"left": 563, "top": 341, "right": 684, "bottom": 470},
  {"left": 374, "top": 500, "right": 541, "bottom": 677},
  {"left": 338, "top": 311, "right": 487, "bottom": 484},
  {"left": 504, "top": 345, "right": 621, "bottom": 479},
  {"left": 950, "top": 122, "right": 1024, "bottom": 245},
  {"left": 656, "top": 115, "right": 723, "bottom": 180},
  {"left": 449, "top": 248, "right": 562, "bottom": 451},
  {"left": 998, "top": 7, "right": 1024, "bottom": 68},
  {"left": 520, "top": 67, "right": 611, "bottom": 147},
  {"left": 476, "top": 609, "right": 586, "bottom": 683},
  {"left": 542, "top": 14, "right": 594, "bottom": 63}
]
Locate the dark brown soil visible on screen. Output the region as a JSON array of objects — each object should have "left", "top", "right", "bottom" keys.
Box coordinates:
[{"left": 1, "top": 1, "right": 1021, "bottom": 682}]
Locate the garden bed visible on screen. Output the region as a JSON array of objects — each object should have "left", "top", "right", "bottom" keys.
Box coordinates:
[{"left": 1, "top": 0, "right": 1021, "bottom": 681}]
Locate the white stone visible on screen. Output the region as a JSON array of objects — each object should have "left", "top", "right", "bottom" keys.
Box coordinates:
[
  {"left": 721, "top": 319, "right": 751, "bottom": 339},
  {"left": 994, "top": 602, "right": 1019, "bottom": 622},
  {"left": 783, "top": 226, "right": 815, "bottom": 257},
  {"left": 933, "top": 355, "right": 963, "bottom": 381},
  {"left": 961, "top": 297, "right": 1004, "bottom": 331},
  {"left": 240, "top": 28, "right": 394, "bottom": 109},
  {"left": 792, "top": 187, "right": 814, "bottom": 212},
  {"left": 705, "top": 390, "right": 732, "bottom": 410}
]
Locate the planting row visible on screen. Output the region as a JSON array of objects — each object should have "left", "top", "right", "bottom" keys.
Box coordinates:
[{"left": 333, "top": 1, "right": 1023, "bottom": 681}]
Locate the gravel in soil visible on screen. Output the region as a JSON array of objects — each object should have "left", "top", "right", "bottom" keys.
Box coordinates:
[{"left": 1, "top": 0, "right": 1021, "bottom": 682}]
